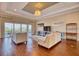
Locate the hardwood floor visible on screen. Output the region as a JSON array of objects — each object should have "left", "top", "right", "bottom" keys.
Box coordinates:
[{"left": 0, "top": 37, "right": 79, "bottom": 56}]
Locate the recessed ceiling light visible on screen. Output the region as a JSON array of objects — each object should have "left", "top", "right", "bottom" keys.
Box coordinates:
[{"left": 14, "top": 9, "right": 17, "bottom": 11}]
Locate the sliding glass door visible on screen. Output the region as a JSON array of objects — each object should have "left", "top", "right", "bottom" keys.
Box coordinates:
[
  {"left": 22, "top": 24, "right": 27, "bottom": 33},
  {"left": 4, "top": 23, "right": 28, "bottom": 37},
  {"left": 4, "top": 22, "right": 32, "bottom": 38},
  {"left": 14, "top": 24, "right": 21, "bottom": 33},
  {"left": 4, "top": 23, "right": 13, "bottom": 38}
]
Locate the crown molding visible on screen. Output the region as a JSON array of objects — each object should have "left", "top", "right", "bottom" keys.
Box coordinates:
[{"left": 0, "top": 2, "right": 79, "bottom": 21}]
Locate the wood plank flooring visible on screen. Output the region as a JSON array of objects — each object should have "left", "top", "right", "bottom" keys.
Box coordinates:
[{"left": 0, "top": 37, "right": 79, "bottom": 56}]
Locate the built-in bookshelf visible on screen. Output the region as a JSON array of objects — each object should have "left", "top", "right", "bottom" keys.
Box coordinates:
[{"left": 66, "top": 23, "right": 77, "bottom": 41}]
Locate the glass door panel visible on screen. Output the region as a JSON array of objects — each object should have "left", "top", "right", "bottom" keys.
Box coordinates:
[
  {"left": 22, "top": 24, "right": 27, "bottom": 33},
  {"left": 14, "top": 24, "right": 21, "bottom": 33},
  {"left": 4, "top": 23, "right": 13, "bottom": 38}
]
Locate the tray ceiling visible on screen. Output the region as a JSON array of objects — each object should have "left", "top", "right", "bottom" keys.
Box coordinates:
[
  {"left": 0, "top": 2, "right": 79, "bottom": 20},
  {"left": 23, "top": 2, "right": 58, "bottom": 14}
]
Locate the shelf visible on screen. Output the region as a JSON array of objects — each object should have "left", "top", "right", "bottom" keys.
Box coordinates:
[
  {"left": 66, "top": 32, "right": 77, "bottom": 35},
  {"left": 66, "top": 23, "right": 77, "bottom": 40}
]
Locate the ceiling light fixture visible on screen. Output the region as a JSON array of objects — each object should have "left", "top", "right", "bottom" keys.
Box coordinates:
[
  {"left": 34, "top": 3, "right": 43, "bottom": 16},
  {"left": 34, "top": 9, "right": 41, "bottom": 16},
  {"left": 14, "top": 9, "right": 17, "bottom": 11}
]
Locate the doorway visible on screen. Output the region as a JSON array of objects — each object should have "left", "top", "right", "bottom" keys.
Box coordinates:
[{"left": 27, "top": 24, "right": 32, "bottom": 38}]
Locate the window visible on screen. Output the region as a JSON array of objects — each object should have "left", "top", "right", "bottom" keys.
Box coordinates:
[
  {"left": 5, "top": 23, "right": 13, "bottom": 33},
  {"left": 28, "top": 25, "right": 32, "bottom": 33},
  {"left": 5, "top": 23, "right": 28, "bottom": 34},
  {"left": 22, "top": 24, "right": 27, "bottom": 32},
  {"left": 14, "top": 24, "right": 21, "bottom": 33}
]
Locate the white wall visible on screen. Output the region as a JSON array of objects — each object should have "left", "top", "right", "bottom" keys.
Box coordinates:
[
  {"left": 36, "top": 12, "right": 79, "bottom": 41},
  {"left": 0, "top": 18, "right": 2, "bottom": 38}
]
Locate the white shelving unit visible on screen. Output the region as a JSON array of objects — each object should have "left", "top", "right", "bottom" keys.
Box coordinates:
[{"left": 66, "top": 23, "right": 77, "bottom": 41}]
